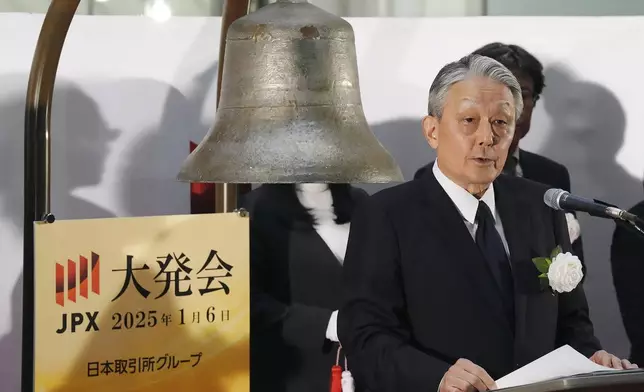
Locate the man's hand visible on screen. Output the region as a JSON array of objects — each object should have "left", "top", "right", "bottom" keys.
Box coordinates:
[
  {"left": 439, "top": 358, "right": 497, "bottom": 392},
  {"left": 590, "top": 350, "right": 638, "bottom": 369}
]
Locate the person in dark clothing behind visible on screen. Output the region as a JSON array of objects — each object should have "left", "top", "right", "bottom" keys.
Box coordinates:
[
  {"left": 611, "top": 182, "right": 644, "bottom": 366},
  {"left": 414, "top": 43, "right": 584, "bottom": 261},
  {"left": 243, "top": 183, "right": 368, "bottom": 392}
]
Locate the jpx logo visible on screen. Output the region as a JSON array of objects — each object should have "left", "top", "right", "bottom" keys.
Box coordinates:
[{"left": 55, "top": 252, "right": 101, "bottom": 307}]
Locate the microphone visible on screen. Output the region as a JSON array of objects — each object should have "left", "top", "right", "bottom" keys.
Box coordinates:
[{"left": 543, "top": 188, "right": 640, "bottom": 224}]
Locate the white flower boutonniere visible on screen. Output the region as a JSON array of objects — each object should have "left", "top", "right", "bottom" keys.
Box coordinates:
[
  {"left": 532, "top": 246, "right": 584, "bottom": 294},
  {"left": 565, "top": 213, "right": 581, "bottom": 243}
]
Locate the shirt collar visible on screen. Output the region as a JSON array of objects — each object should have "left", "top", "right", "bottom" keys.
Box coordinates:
[
  {"left": 432, "top": 161, "right": 496, "bottom": 225},
  {"left": 512, "top": 148, "right": 520, "bottom": 161}
]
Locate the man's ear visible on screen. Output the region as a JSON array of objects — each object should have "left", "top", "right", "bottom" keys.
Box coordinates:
[{"left": 422, "top": 115, "right": 439, "bottom": 149}]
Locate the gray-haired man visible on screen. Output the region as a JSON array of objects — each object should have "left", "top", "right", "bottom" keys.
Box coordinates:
[{"left": 338, "top": 54, "right": 633, "bottom": 392}]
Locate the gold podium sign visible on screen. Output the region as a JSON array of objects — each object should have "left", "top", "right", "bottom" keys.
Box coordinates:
[{"left": 34, "top": 213, "right": 249, "bottom": 392}]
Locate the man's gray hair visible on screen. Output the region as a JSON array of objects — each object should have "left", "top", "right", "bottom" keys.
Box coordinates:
[{"left": 427, "top": 54, "right": 524, "bottom": 121}]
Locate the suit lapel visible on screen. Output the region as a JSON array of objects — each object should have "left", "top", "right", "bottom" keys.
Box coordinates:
[
  {"left": 494, "top": 175, "right": 543, "bottom": 360},
  {"left": 421, "top": 172, "right": 513, "bottom": 334}
]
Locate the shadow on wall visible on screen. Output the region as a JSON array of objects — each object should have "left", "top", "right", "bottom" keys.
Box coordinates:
[
  {"left": 538, "top": 63, "right": 641, "bottom": 357},
  {"left": 118, "top": 61, "right": 218, "bottom": 217},
  {"left": 0, "top": 78, "right": 117, "bottom": 228},
  {"left": 358, "top": 117, "right": 436, "bottom": 195},
  {"left": 0, "top": 77, "right": 118, "bottom": 392}
]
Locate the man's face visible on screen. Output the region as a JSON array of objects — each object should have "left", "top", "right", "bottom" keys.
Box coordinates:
[
  {"left": 422, "top": 76, "right": 516, "bottom": 195},
  {"left": 511, "top": 70, "right": 536, "bottom": 152}
]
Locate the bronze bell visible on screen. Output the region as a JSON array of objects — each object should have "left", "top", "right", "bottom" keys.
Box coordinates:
[{"left": 178, "top": 0, "right": 403, "bottom": 183}]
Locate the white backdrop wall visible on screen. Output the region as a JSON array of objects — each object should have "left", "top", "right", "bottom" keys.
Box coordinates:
[{"left": 1, "top": 14, "right": 643, "bottom": 391}]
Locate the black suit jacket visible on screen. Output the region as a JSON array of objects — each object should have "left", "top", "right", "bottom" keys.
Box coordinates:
[
  {"left": 519, "top": 150, "right": 570, "bottom": 191},
  {"left": 245, "top": 184, "right": 368, "bottom": 392},
  {"left": 414, "top": 150, "right": 585, "bottom": 263},
  {"left": 339, "top": 171, "right": 601, "bottom": 391},
  {"left": 611, "top": 200, "right": 644, "bottom": 365},
  {"left": 515, "top": 150, "right": 586, "bottom": 266}
]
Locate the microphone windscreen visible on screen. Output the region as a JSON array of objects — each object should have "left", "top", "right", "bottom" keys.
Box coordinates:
[{"left": 544, "top": 188, "right": 566, "bottom": 210}]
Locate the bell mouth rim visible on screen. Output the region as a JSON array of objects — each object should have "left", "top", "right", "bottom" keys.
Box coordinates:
[
  {"left": 177, "top": 150, "right": 404, "bottom": 184},
  {"left": 176, "top": 168, "right": 404, "bottom": 184},
  {"left": 176, "top": 179, "right": 405, "bottom": 184}
]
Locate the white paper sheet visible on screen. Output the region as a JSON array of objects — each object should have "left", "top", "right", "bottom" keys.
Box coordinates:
[{"left": 495, "top": 345, "right": 618, "bottom": 389}]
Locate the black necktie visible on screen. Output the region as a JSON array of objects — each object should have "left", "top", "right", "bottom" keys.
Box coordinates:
[
  {"left": 503, "top": 155, "right": 518, "bottom": 176},
  {"left": 475, "top": 201, "right": 515, "bottom": 327}
]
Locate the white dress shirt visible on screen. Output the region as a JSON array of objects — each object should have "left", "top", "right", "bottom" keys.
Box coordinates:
[{"left": 432, "top": 161, "right": 510, "bottom": 256}]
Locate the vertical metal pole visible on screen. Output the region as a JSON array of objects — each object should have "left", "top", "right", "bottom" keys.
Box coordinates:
[
  {"left": 23, "top": 1, "right": 81, "bottom": 391},
  {"left": 214, "top": 0, "right": 252, "bottom": 213}
]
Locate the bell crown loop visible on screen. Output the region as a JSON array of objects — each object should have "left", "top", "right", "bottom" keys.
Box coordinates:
[{"left": 227, "top": 1, "right": 353, "bottom": 42}]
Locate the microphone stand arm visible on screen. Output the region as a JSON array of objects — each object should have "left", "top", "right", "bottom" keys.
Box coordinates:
[
  {"left": 623, "top": 215, "right": 644, "bottom": 238},
  {"left": 593, "top": 199, "right": 644, "bottom": 238}
]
